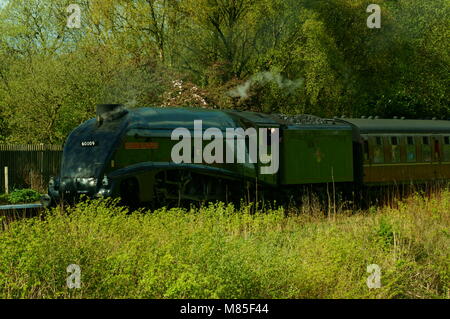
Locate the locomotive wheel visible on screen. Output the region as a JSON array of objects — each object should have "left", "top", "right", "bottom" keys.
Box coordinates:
[{"left": 120, "top": 178, "right": 140, "bottom": 208}]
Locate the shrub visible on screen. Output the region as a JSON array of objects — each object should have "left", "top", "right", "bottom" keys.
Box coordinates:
[
  {"left": 7, "top": 189, "right": 42, "bottom": 204},
  {"left": 0, "top": 193, "right": 448, "bottom": 299}
]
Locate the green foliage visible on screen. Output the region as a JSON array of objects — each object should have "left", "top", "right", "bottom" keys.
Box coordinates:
[
  {"left": 6, "top": 189, "right": 42, "bottom": 204},
  {"left": 0, "top": 0, "right": 448, "bottom": 143},
  {"left": 375, "top": 217, "right": 395, "bottom": 248},
  {"left": 0, "top": 193, "right": 448, "bottom": 299}
]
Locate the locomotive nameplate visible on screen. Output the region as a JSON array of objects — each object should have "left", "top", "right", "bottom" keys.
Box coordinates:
[
  {"left": 125, "top": 142, "right": 159, "bottom": 150},
  {"left": 80, "top": 141, "right": 98, "bottom": 147}
]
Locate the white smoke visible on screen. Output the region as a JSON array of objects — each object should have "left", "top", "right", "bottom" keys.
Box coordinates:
[{"left": 228, "top": 71, "right": 304, "bottom": 99}]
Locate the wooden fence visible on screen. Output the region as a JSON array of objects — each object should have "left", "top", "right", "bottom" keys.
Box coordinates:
[{"left": 0, "top": 145, "right": 62, "bottom": 193}]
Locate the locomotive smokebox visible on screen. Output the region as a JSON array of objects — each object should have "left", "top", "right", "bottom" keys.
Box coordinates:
[{"left": 96, "top": 104, "right": 128, "bottom": 126}]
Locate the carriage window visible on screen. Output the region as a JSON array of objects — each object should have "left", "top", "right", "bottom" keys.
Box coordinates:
[
  {"left": 444, "top": 136, "right": 450, "bottom": 161},
  {"left": 363, "top": 140, "right": 369, "bottom": 162},
  {"left": 422, "top": 136, "right": 431, "bottom": 162},
  {"left": 373, "top": 136, "right": 384, "bottom": 163},
  {"left": 444, "top": 136, "right": 450, "bottom": 145},
  {"left": 390, "top": 136, "right": 400, "bottom": 163},
  {"left": 407, "top": 136, "right": 414, "bottom": 145},
  {"left": 406, "top": 136, "right": 416, "bottom": 162},
  {"left": 391, "top": 137, "right": 398, "bottom": 145},
  {"left": 376, "top": 137, "right": 382, "bottom": 145}
]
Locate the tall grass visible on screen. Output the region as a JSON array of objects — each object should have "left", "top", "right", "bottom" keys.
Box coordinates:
[{"left": 0, "top": 192, "right": 448, "bottom": 299}]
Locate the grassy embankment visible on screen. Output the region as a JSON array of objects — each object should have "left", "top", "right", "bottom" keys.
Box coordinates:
[{"left": 0, "top": 191, "right": 448, "bottom": 299}]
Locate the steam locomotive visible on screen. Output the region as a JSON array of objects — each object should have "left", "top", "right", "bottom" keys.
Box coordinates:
[{"left": 43, "top": 104, "right": 450, "bottom": 207}]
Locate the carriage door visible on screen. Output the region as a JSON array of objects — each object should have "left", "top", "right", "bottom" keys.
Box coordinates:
[
  {"left": 431, "top": 135, "right": 444, "bottom": 180},
  {"left": 432, "top": 135, "right": 442, "bottom": 163}
]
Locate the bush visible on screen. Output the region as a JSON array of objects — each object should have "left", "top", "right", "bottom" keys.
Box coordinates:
[
  {"left": 7, "top": 189, "right": 42, "bottom": 204},
  {"left": 0, "top": 193, "right": 448, "bottom": 299}
]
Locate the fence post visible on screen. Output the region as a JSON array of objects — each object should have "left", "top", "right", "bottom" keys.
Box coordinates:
[{"left": 4, "top": 166, "right": 8, "bottom": 194}]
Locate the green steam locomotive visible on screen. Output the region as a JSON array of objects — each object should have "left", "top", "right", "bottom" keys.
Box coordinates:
[{"left": 44, "top": 104, "right": 450, "bottom": 207}]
